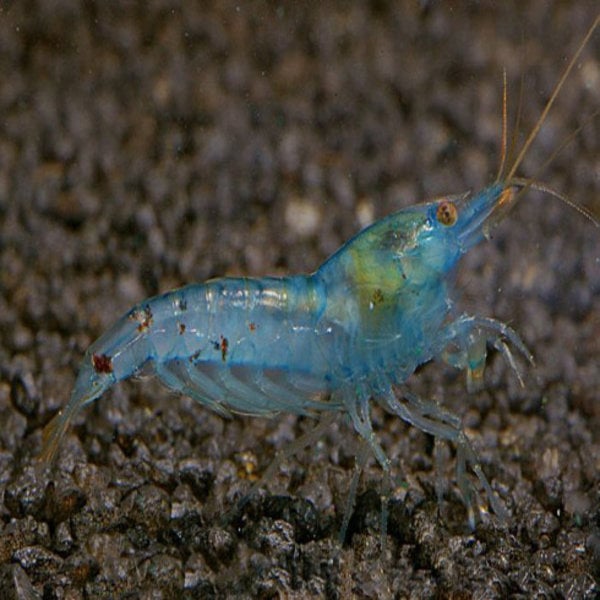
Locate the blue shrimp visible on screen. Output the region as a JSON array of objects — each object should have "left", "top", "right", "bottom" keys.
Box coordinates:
[{"left": 41, "top": 16, "right": 599, "bottom": 544}]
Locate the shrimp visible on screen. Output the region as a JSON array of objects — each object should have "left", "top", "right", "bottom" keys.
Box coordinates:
[{"left": 40, "top": 15, "right": 599, "bottom": 547}]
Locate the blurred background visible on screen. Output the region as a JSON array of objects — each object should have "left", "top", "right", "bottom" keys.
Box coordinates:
[{"left": 0, "top": 1, "right": 599, "bottom": 597}]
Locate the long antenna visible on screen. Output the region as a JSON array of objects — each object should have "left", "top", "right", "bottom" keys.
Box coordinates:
[
  {"left": 495, "top": 68, "right": 508, "bottom": 183},
  {"left": 506, "top": 63, "right": 525, "bottom": 181},
  {"left": 505, "top": 14, "right": 600, "bottom": 182},
  {"left": 511, "top": 177, "right": 600, "bottom": 227}
]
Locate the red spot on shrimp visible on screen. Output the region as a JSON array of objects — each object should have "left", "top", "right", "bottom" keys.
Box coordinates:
[
  {"left": 129, "top": 305, "right": 154, "bottom": 332},
  {"left": 220, "top": 335, "right": 229, "bottom": 362},
  {"left": 178, "top": 322, "right": 186, "bottom": 335},
  {"left": 92, "top": 353, "right": 113, "bottom": 374},
  {"left": 249, "top": 322, "right": 257, "bottom": 332}
]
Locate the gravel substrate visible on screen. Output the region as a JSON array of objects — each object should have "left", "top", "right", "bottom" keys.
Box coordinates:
[{"left": 1, "top": 2, "right": 599, "bottom": 598}]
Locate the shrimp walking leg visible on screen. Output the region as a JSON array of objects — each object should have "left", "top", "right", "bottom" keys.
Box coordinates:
[
  {"left": 344, "top": 391, "right": 390, "bottom": 473},
  {"left": 336, "top": 436, "right": 391, "bottom": 552},
  {"left": 338, "top": 439, "right": 371, "bottom": 545},
  {"left": 380, "top": 389, "right": 508, "bottom": 526},
  {"left": 343, "top": 388, "right": 395, "bottom": 549},
  {"left": 234, "top": 411, "right": 338, "bottom": 514}
]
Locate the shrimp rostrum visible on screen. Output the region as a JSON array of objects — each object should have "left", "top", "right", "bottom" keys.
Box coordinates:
[{"left": 41, "top": 16, "right": 599, "bottom": 541}]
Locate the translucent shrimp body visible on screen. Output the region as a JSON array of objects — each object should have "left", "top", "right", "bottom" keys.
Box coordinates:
[
  {"left": 41, "top": 185, "right": 527, "bottom": 521},
  {"left": 41, "top": 16, "right": 599, "bottom": 543},
  {"left": 42, "top": 186, "right": 514, "bottom": 445}
]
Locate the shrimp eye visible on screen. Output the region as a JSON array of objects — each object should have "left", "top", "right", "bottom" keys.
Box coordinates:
[{"left": 436, "top": 200, "right": 458, "bottom": 226}]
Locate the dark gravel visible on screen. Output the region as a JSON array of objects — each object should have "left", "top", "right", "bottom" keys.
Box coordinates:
[{"left": 1, "top": 1, "right": 599, "bottom": 598}]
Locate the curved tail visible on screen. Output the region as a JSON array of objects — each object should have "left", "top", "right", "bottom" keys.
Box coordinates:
[
  {"left": 39, "top": 357, "right": 116, "bottom": 463},
  {"left": 39, "top": 302, "right": 151, "bottom": 463}
]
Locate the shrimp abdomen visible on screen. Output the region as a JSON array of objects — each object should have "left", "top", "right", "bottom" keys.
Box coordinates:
[
  {"left": 40, "top": 274, "right": 333, "bottom": 461},
  {"left": 149, "top": 275, "right": 334, "bottom": 415}
]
